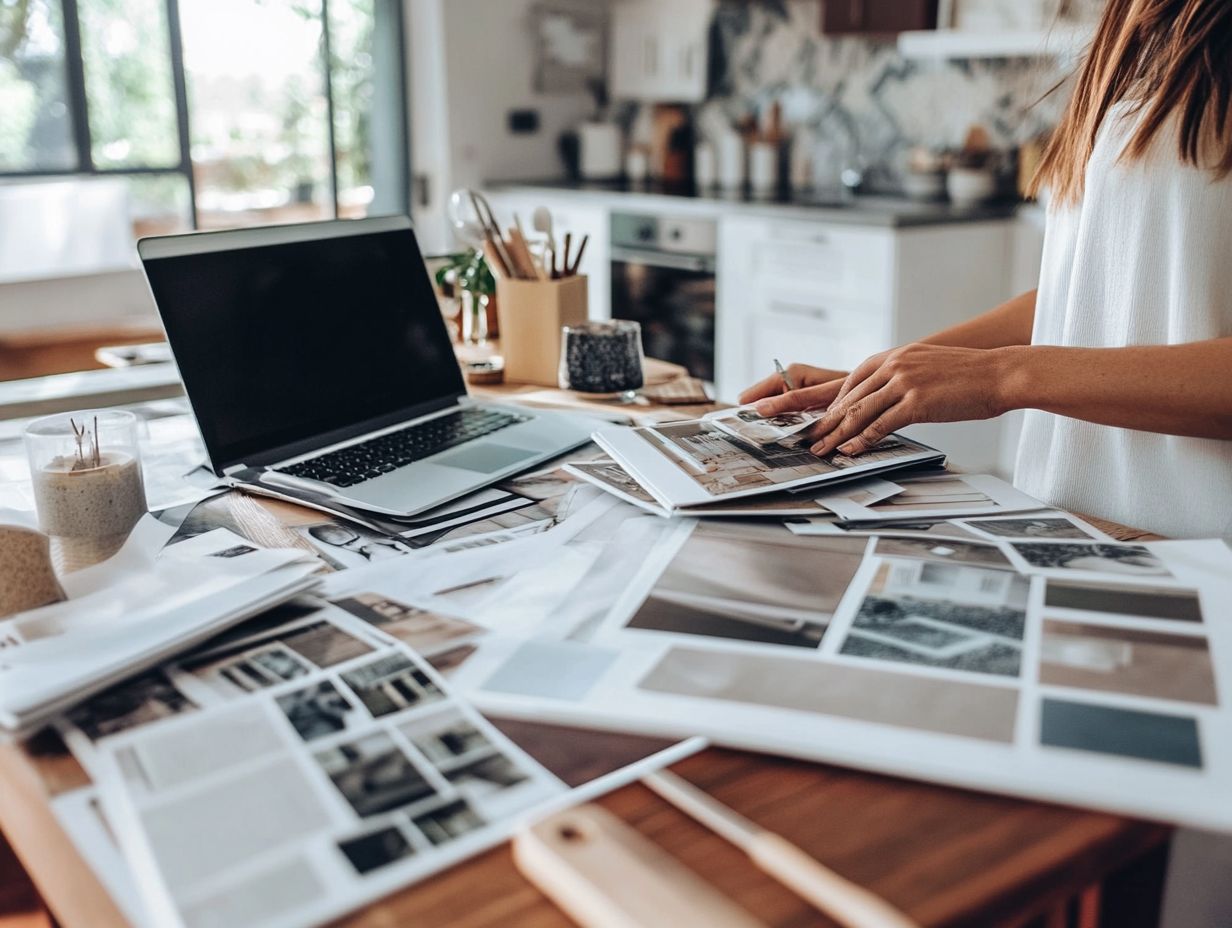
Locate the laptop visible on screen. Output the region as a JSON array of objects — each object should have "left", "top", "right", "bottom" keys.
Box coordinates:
[{"left": 138, "top": 216, "right": 594, "bottom": 517}]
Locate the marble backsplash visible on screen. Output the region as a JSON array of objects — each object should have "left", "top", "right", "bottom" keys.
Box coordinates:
[{"left": 646, "top": 0, "right": 1087, "bottom": 189}]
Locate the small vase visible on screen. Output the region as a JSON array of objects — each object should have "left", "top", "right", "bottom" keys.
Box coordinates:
[{"left": 461, "top": 291, "right": 490, "bottom": 346}]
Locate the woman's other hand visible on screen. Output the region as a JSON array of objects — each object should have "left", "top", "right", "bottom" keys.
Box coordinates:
[
  {"left": 800, "top": 344, "right": 1016, "bottom": 457},
  {"left": 738, "top": 363, "right": 849, "bottom": 414}
]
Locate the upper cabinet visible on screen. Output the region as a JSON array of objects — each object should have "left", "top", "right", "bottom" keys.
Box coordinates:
[
  {"left": 822, "top": 0, "right": 938, "bottom": 34},
  {"left": 609, "top": 0, "right": 712, "bottom": 102}
]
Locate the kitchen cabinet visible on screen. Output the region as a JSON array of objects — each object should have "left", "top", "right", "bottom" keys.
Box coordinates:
[
  {"left": 823, "top": 0, "right": 938, "bottom": 34},
  {"left": 717, "top": 214, "right": 1015, "bottom": 472},
  {"left": 609, "top": 0, "right": 711, "bottom": 102},
  {"left": 481, "top": 190, "right": 611, "bottom": 320}
]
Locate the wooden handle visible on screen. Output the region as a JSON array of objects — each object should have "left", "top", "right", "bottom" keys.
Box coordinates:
[
  {"left": 748, "top": 833, "right": 919, "bottom": 928},
  {"left": 514, "top": 804, "right": 765, "bottom": 928}
]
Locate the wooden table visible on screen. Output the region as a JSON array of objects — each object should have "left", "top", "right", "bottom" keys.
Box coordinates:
[{"left": 0, "top": 376, "right": 1172, "bottom": 928}]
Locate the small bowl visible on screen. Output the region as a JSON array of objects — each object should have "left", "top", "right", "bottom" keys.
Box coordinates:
[
  {"left": 946, "top": 167, "right": 996, "bottom": 208},
  {"left": 902, "top": 170, "right": 946, "bottom": 202}
]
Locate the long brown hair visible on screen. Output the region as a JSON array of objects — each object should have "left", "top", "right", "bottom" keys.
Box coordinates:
[{"left": 1030, "top": 0, "right": 1232, "bottom": 205}]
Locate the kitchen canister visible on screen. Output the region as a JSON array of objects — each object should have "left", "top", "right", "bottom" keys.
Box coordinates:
[{"left": 558, "top": 320, "right": 645, "bottom": 400}]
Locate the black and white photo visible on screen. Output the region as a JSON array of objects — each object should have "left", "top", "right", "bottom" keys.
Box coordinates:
[
  {"left": 341, "top": 654, "right": 445, "bottom": 718},
  {"left": 277, "top": 681, "right": 364, "bottom": 741},
  {"left": 1008, "top": 542, "right": 1173, "bottom": 579},
  {"left": 317, "top": 733, "right": 437, "bottom": 817},
  {"left": 413, "top": 799, "right": 486, "bottom": 846},
  {"left": 337, "top": 825, "right": 416, "bottom": 874}
]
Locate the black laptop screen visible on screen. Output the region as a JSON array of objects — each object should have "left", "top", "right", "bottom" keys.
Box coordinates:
[{"left": 143, "top": 223, "right": 466, "bottom": 471}]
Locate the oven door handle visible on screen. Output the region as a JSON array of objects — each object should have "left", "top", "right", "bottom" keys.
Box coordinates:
[{"left": 609, "top": 246, "right": 715, "bottom": 274}]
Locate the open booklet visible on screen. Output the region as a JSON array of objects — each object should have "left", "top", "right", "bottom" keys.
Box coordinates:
[
  {"left": 0, "top": 521, "right": 320, "bottom": 734},
  {"left": 593, "top": 410, "right": 944, "bottom": 513}
]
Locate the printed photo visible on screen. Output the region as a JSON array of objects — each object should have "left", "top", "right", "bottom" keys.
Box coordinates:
[
  {"left": 341, "top": 654, "right": 445, "bottom": 718},
  {"left": 960, "top": 515, "right": 1101, "bottom": 541},
  {"left": 444, "top": 754, "right": 529, "bottom": 800},
  {"left": 276, "top": 682, "right": 365, "bottom": 741},
  {"left": 337, "top": 825, "right": 416, "bottom": 875},
  {"left": 297, "top": 521, "right": 413, "bottom": 571},
  {"left": 840, "top": 560, "right": 1029, "bottom": 677},
  {"left": 1009, "top": 542, "right": 1172, "bottom": 579},
  {"left": 873, "top": 536, "right": 1014, "bottom": 569},
  {"left": 401, "top": 712, "right": 496, "bottom": 767},
  {"left": 705, "top": 406, "right": 822, "bottom": 447},
  {"left": 1043, "top": 579, "right": 1203, "bottom": 623},
  {"left": 567, "top": 459, "right": 660, "bottom": 505},
  {"left": 210, "top": 544, "right": 257, "bottom": 558},
  {"left": 1040, "top": 620, "right": 1217, "bottom": 704},
  {"left": 625, "top": 523, "right": 868, "bottom": 649},
  {"left": 66, "top": 670, "right": 197, "bottom": 741},
  {"left": 316, "top": 733, "right": 437, "bottom": 817},
  {"left": 413, "top": 799, "right": 485, "bottom": 846},
  {"left": 331, "top": 594, "right": 483, "bottom": 655},
  {"left": 426, "top": 643, "right": 479, "bottom": 677}
]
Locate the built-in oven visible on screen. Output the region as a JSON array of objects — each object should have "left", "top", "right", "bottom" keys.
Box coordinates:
[{"left": 609, "top": 213, "right": 717, "bottom": 383}]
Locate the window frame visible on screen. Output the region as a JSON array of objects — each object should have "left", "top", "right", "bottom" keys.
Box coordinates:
[{"left": 0, "top": 0, "right": 411, "bottom": 231}]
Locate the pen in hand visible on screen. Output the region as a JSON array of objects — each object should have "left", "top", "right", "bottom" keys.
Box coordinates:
[{"left": 774, "top": 359, "right": 796, "bottom": 393}]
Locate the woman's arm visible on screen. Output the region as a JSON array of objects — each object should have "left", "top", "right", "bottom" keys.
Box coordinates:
[
  {"left": 918, "top": 289, "right": 1037, "bottom": 349},
  {"left": 740, "top": 290, "right": 1038, "bottom": 409},
  {"left": 799, "top": 338, "right": 1232, "bottom": 458}
]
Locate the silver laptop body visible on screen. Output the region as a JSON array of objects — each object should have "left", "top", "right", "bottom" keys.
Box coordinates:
[{"left": 138, "top": 216, "right": 592, "bottom": 517}]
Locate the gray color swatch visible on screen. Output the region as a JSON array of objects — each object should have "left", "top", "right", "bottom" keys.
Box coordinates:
[{"left": 1039, "top": 698, "right": 1203, "bottom": 768}]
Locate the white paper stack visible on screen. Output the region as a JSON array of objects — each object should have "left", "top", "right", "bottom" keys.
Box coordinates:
[{"left": 0, "top": 520, "right": 320, "bottom": 734}]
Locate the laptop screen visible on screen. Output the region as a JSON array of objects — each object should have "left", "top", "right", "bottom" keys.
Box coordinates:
[{"left": 141, "top": 219, "right": 466, "bottom": 472}]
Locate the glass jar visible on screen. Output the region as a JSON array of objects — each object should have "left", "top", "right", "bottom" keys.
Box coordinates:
[
  {"left": 24, "top": 409, "right": 147, "bottom": 571},
  {"left": 559, "top": 320, "right": 645, "bottom": 400}
]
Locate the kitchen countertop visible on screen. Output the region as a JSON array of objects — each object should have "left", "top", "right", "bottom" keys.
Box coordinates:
[{"left": 485, "top": 178, "right": 1023, "bottom": 228}]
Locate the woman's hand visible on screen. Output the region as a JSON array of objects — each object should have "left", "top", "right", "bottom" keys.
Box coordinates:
[
  {"left": 796, "top": 344, "right": 1016, "bottom": 457},
  {"left": 738, "top": 363, "right": 849, "bottom": 413}
]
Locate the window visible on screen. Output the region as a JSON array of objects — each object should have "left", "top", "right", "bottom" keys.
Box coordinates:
[{"left": 0, "top": 0, "right": 408, "bottom": 240}]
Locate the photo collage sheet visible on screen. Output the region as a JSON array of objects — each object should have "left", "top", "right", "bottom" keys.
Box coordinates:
[
  {"left": 442, "top": 473, "right": 1232, "bottom": 832},
  {"left": 49, "top": 583, "right": 699, "bottom": 928}
]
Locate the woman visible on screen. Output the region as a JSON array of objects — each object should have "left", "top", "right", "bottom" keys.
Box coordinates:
[
  {"left": 743, "top": 4, "right": 1232, "bottom": 923},
  {"left": 741, "top": 0, "right": 1232, "bottom": 540}
]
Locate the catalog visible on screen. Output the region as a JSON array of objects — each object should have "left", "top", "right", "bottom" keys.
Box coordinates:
[
  {"left": 69, "top": 593, "right": 700, "bottom": 928},
  {"left": 592, "top": 415, "right": 944, "bottom": 512}
]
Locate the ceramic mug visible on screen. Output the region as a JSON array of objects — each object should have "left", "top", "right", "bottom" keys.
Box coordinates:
[{"left": 0, "top": 523, "right": 66, "bottom": 619}]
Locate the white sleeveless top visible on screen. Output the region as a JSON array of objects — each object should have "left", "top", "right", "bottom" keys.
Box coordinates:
[{"left": 1014, "top": 103, "right": 1232, "bottom": 539}]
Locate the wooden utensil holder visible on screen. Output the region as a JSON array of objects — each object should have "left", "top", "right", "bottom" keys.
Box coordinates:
[{"left": 495, "top": 275, "right": 589, "bottom": 386}]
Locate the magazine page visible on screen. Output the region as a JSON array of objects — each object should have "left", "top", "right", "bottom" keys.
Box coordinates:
[
  {"left": 82, "top": 606, "right": 565, "bottom": 928},
  {"left": 594, "top": 419, "right": 943, "bottom": 510}
]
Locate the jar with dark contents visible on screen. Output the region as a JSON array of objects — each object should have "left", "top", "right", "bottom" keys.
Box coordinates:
[{"left": 559, "top": 321, "right": 645, "bottom": 400}]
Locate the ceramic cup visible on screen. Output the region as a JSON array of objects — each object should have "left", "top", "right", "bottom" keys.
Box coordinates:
[{"left": 0, "top": 523, "right": 66, "bottom": 618}]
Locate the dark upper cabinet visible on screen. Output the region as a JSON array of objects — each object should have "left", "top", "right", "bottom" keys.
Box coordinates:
[{"left": 822, "top": 0, "right": 939, "bottom": 34}]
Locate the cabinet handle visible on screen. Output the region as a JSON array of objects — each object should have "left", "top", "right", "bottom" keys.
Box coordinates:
[{"left": 683, "top": 44, "right": 694, "bottom": 78}]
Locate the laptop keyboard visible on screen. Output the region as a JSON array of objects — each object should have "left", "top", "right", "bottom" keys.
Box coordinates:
[{"left": 276, "top": 408, "right": 529, "bottom": 488}]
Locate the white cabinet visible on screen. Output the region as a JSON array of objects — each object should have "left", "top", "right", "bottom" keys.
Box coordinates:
[
  {"left": 718, "top": 214, "right": 1017, "bottom": 473},
  {"left": 480, "top": 190, "right": 610, "bottom": 320},
  {"left": 610, "top": 0, "right": 711, "bottom": 103}
]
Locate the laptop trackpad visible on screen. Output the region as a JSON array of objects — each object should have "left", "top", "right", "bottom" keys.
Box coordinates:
[{"left": 435, "top": 443, "right": 537, "bottom": 473}]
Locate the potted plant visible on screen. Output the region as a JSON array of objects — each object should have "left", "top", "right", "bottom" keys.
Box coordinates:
[{"left": 434, "top": 250, "right": 497, "bottom": 344}]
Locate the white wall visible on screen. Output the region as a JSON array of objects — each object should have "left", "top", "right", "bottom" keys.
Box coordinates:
[{"left": 408, "top": 0, "right": 600, "bottom": 252}]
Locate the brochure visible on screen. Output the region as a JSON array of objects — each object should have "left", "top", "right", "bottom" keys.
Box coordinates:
[{"left": 592, "top": 417, "right": 943, "bottom": 512}]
